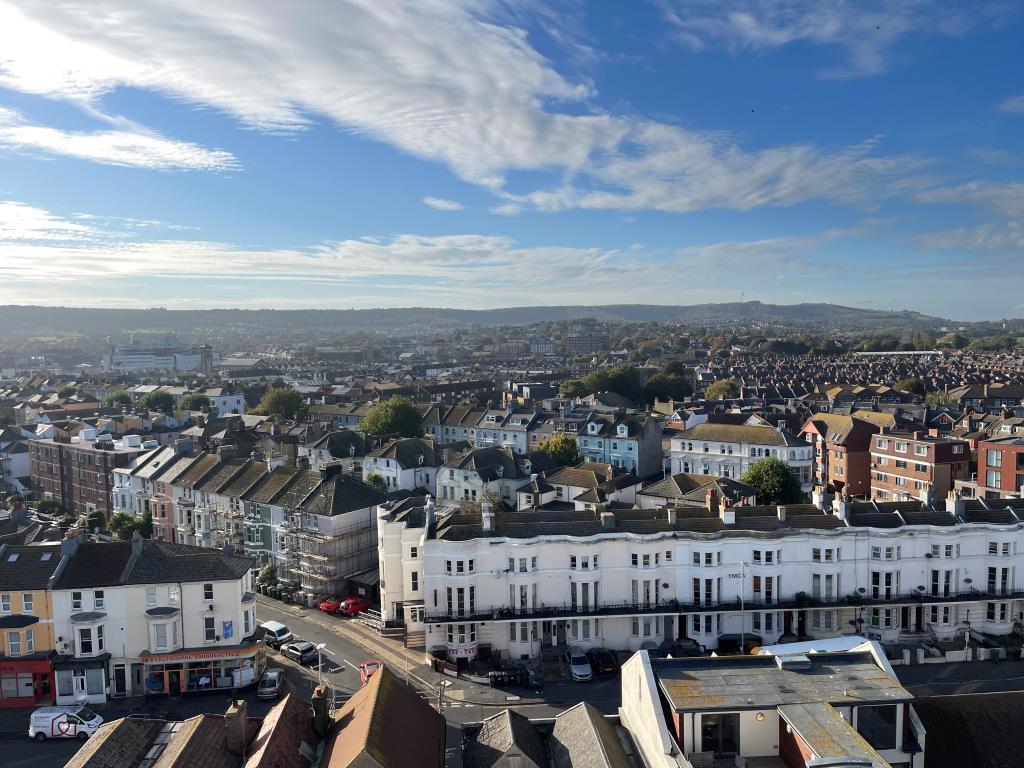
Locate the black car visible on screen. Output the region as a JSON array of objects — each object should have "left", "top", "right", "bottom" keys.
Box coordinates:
[
  {"left": 586, "top": 648, "right": 619, "bottom": 676},
  {"left": 280, "top": 640, "right": 318, "bottom": 665}
]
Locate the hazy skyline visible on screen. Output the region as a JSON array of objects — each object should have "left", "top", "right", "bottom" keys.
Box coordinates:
[{"left": 1, "top": 1, "right": 1022, "bottom": 319}]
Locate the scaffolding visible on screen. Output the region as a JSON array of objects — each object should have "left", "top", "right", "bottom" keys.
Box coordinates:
[{"left": 280, "top": 512, "right": 377, "bottom": 595}]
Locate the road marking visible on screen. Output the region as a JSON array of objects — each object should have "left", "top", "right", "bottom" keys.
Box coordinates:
[{"left": 343, "top": 659, "right": 359, "bottom": 671}]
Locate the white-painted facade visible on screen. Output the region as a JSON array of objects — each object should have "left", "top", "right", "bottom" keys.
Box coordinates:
[{"left": 378, "top": 497, "right": 1024, "bottom": 663}]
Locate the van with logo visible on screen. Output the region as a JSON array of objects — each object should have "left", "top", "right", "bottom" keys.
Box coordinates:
[{"left": 29, "top": 705, "right": 104, "bottom": 741}]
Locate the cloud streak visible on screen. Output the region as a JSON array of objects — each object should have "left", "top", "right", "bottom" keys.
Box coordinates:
[
  {"left": 0, "top": 1, "right": 930, "bottom": 212},
  {"left": 0, "top": 106, "right": 238, "bottom": 171}
]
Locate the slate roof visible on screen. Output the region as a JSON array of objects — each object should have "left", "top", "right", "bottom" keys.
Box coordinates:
[
  {"left": 639, "top": 473, "right": 756, "bottom": 503},
  {"left": 676, "top": 422, "right": 810, "bottom": 447},
  {"left": 0, "top": 543, "right": 61, "bottom": 589},
  {"left": 549, "top": 702, "right": 633, "bottom": 768},
  {"left": 464, "top": 709, "right": 548, "bottom": 768},
  {"left": 369, "top": 437, "right": 441, "bottom": 469},
  {"left": 64, "top": 717, "right": 167, "bottom": 768},
  {"left": 243, "top": 693, "right": 317, "bottom": 768},
  {"left": 54, "top": 539, "right": 254, "bottom": 588}
]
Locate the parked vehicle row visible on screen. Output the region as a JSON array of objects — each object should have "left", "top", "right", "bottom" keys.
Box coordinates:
[
  {"left": 564, "top": 646, "right": 621, "bottom": 681},
  {"left": 318, "top": 594, "right": 372, "bottom": 616}
]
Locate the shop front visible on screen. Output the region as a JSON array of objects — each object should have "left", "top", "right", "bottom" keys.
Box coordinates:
[
  {"left": 140, "top": 641, "right": 265, "bottom": 696},
  {"left": 53, "top": 654, "right": 111, "bottom": 706},
  {"left": 0, "top": 655, "right": 55, "bottom": 708}
]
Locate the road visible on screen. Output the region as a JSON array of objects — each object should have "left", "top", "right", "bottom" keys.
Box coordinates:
[
  {"left": 254, "top": 600, "right": 624, "bottom": 721},
  {"left": 896, "top": 659, "right": 1024, "bottom": 697}
]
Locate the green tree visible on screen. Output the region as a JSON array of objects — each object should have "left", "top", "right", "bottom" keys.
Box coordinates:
[
  {"left": 559, "top": 379, "right": 587, "bottom": 398},
  {"left": 140, "top": 390, "right": 176, "bottom": 414},
  {"left": 970, "top": 335, "right": 1015, "bottom": 351},
  {"left": 643, "top": 367, "right": 693, "bottom": 402},
  {"left": 740, "top": 457, "right": 804, "bottom": 505},
  {"left": 35, "top": 499, "right": 65, "bottom": 516},
  {"left": 365, "top": 472, "right": 387, "bottom": 491},
  {"left": 538, "top": 432, "right": 581, "bottom": 467},
  {"left": 705, "top": 379, "right": 741, "bottom": 400},
  {"left": 256, "top": 563, "right": 278, "bottom": 586},
  {"left": 936, "top": 332, "right": 969, "bottom": 349},
  {"left": 894, "top": 377, "right": 925, "bottom": 396},
  {"left": 108, "top": 512, "right": 138, "bottom": 541},
  {"left": 179, "top": 393, "right": 212, "bottom": 411},
  {"left": 136, "top": 512, "right": 153, "bottom": 539},
  {"left": 105, "top": 390, "right": 132, "bottom": 407},
  {"left": 58, "top": 385, "right": 77, "bottom": 399},
  {"left": 253, "top": 386, "right": 308, "bottom": 419},
  {"left": 359, "top": 396, "right": 422, "bottom": 437},
  {"left": 83, "top": 509, "right": 106, "bottom": 534},
  {"left": 925, "top": 390, "right": 958, "bottom": 406}
]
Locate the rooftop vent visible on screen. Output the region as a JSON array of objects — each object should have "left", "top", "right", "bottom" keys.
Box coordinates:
[{"left": 774, "top": 654, "right": 812, "bottom": 671}]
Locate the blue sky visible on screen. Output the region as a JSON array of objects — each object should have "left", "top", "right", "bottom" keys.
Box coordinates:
[{"left": 0, "top": 1, "right": 1022, "bottom": 320}]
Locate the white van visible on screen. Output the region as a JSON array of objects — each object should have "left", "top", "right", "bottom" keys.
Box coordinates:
[
  {"left": 29, "top": 706, "right": 104, "bottom": 741},
  {"left": 258, "top": 620, "right": 293, "bottom": 649}
]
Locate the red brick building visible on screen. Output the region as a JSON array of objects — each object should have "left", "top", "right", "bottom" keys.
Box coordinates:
[
  {"left": 978, "top": 435, "right": 1024, "bottom": 497},
  {"left": 29, "top": 431, "right": 151, "bottom": 517},
  {"left": 870, "top": 431, "right": 971, "bottom": 502},
  {"left": 800, "top": 413, "right": 879, "bottom": 498}
]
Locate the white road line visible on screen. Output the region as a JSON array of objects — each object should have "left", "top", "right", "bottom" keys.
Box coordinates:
[{"left": 343, "top": 659, "right": 359, "bottom": 671}]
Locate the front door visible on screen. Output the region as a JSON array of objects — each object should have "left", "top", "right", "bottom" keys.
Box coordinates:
[
  {"left": 555, "top": 621, "right": 566, "bottom": 645},
  {"left": 73, "top": 670, "right": 86, "bottom": 697},
  {"left": 113, "top": 665, "right": 127, "bottom": 697},
  {"left": 915, "top": 606, "right": 924, "bottom": 632},
  {"left": 701, "top": 713, "right": 740, "bottom": 756},
  {"left": 901, "top": 607, "right": 910, "bottom": 630}
]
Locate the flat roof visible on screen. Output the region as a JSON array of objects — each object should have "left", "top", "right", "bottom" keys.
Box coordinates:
[
  {"left": 654, "top": 651, "right": 912, "bottom": 713},
  {"left": 778, "top": 702, "right": 889, "bottom": 768}
]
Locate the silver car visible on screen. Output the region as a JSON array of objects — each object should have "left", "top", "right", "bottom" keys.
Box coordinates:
[
  {"left": 565, "top": 646, "right": 593, "bottom": 681},
  {"left": 257, "top": 669, "right": 283, "bottom": 699}
]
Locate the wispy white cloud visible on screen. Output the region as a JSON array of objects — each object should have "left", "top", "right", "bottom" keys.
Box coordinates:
[
  {"left": 422, "top": 196, "right": 464, "bottom": 211},
  {"left": 0, "top": 1, "right": 929, "bottom": 212},
  {"left": 999, "top": 95, "right": 1024, "bottom": 113},
  {"left": 0, "top": 106, "right": 238, "bottom": 171},
  {"left": 0, "top": 200, "right": 97, "bottom": 240},
  {"left": 657, "top": 0, "right": 1012, "bottom": 79}
]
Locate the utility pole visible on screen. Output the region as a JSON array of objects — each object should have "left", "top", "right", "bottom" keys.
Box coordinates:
[{"left": 728, "top": 561, "right": 747, "bottom": 653}]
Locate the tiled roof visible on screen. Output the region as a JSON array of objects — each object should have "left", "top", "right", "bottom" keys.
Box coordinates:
[
  {"left": 64, "top": 717, "right": 167, "bottom": 768},
  {"left": 676, "top": 422, "right": 809, "bottom": 447},
  {"left": 464, "top": 709, "right": 547, "bottom": 768},
  {"left": 550, "top": 702, "right": 633, "bottom": 768},
  {"left": 0, "top": 543, "right": 61, "bottom": 589}
]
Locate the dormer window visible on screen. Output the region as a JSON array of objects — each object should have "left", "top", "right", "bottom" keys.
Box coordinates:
[
  {"left": 589, "top": 423, "right": 600, "bottom": 435},
  {"left": 617, "top": 424, "right": 628, "bottom": 437}
]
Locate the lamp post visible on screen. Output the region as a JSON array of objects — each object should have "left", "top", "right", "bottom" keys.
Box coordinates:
[
  {"left": 314, "top": 642, "right": 332, "bottom": 686},
  {"left": 728, "top": 561, "right": 747, "bottom": 653}
]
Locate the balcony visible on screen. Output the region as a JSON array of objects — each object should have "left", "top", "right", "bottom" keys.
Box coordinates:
[{"left": 422, "top": 587, "right": 1024, "bottom": 625}]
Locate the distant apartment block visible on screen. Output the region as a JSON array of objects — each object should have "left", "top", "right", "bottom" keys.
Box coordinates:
[
  {"left": 564, "top": 333, "right": 609, "bottom": 355},
  {"left": 977, "top": 435, "right": 1024, "bottom": 496},
  {"left": 870, "top": 431, "right": 970, "bottom": 502},
  {"left": 101, "top": 341, "right": 217, "bottom": 372}
]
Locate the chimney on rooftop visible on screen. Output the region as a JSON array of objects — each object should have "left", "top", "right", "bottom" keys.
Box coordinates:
[
  {"left": 131, "top": 531, "right": 144, "bottom": 558},
  {"left": 946, "top": 489, "right": 965, "bottom": 517},
  {"left": 481, "top": 499, "right": 494, "bottom": 533},
  {"left": 310, "top": 684, "right": 331, "bottom": 738},
  {"left": 777, "top": 505, "right": 787, "bottom": 521},
  {"left": 61, "top": 528, "right": 83, "bottom": 558},
  {"left": 667, "top": 506, "right": 677, "bottom": 526},
  {"left": 224, "top": 699, "right": 248, "bottom": 757}
]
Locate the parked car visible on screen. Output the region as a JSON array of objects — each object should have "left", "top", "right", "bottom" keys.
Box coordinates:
[
  {"left": 586, "top": 648, "right": 619, "bottom": 676},
  {"left": 359, "top": 659, "right": 382, "bottom": 686},
  {"left": 337, "top": 596, "right": 372, "bottom": 616},
  {"left": 258, "top": 620, "right": 293, "bottom": 649},
  {"left": 564, "top": 646, "right": 593, "bottom": 681},
  {"left": 257, "top": 669, "right": 284, "bottom": 699},
  {"left": 29, "top": 706, "right": 103, "bottom": 742},
  {"left": 281, "top": 640, "right": 318, "bottom": 665},
  {"left": 319, "top": 595, "right": 344, "bottom": 613}
]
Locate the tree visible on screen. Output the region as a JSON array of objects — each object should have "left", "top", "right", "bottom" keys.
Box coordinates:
[
  {"left": 257, "top": 563, "right": 278, "bottom": 586},
  {"left": 58, "top": 385, "right": 76, "bottom": 399},
  {"left": 140, "top": 390, "right": 176, "bottom": 414},
  {"left": 559, "top": 379, "right": 587, "bottom": 398},
  {"left": 925, "top": 390, "right": 958, "bottom": 406},
  {"left": 970, "top": 335, "right": 1015, "bottom": 351},
  {"left": 179, "top": 393, "right": 212, "bottom": 411},
  {"left": 706, "top": 379, "right": 740, "bottom": 400},
  {"left": 253, "top": 386, "right": 308, "bottom": 420},
  {"left": 105, "top": 390, "right": 132, "bottom": 407},
  {"left": 894, "top": 377, "right": 925, "bottom": 396},
  {"left": 365, "top": 472, "right": 387, "bottom": 492},
  {"left": 83, "top": 509, "right": 106, "bottom": 534},
  {"left": 643, "top": 368, "right": 692, "bottom": 402},
  {"left": 937, "top": 332, "right": 969, "bottom": 349},
  {"left": 136, "top": 512, "right": 153, "bottom": 539},
  {"left": 360, "top": 396, "right": 422, "bottom": 437},
  {"left": 35, "top": 499, "right": 65, "bottom": 516},
  {"left": 740, "top": 457, "right": 804, "bottom": 505},
  {"left": 539, "top": 432, "right": 581, "bottom": 467},
  {"left": 108, "top": 512, "right": 138, "bottom": 541}
]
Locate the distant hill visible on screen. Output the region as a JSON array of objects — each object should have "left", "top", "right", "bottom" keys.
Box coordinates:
[{"left": 0, "top": 302, "right": 950, "bottom": 341}]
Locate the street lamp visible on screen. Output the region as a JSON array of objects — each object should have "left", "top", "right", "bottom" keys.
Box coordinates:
[
  {"left": 727, "top": 561, "right": 747, "bottom": 653},
  {"left": 314, "top": 642, "right": 332, "bottom": 686}
]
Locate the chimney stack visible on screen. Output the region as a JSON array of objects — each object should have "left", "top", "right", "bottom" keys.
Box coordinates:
[
  {"left": 597, "top": 503, "right": 615, "bottom": 529},
  {"left": 946, "top": 489, "right": 965, "bottom": 518},
  {"left": 311, "top": 683, "right": 332, "bottom": 738},
  {"left": 132, "top": 531, "right": 144, "bottom": 557},
  {"left": 224, "top": 699, "right": 248, "bottom": 756},
  {"left": 777, "top": 505, "right": 787, "bottom": 521},
  {"left": 719, "top": 505, "right": 736, "bottom": 525},
  {"left": 481, "top": 499, "right": 494, "bottom": 533},
  {"left": 667, "top": 506, "right": 677, "bottom": 526}
]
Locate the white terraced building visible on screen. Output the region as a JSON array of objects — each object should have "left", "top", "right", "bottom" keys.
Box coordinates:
[{"left": 377, "top": 493, "right": 1024, "bottom": 664}]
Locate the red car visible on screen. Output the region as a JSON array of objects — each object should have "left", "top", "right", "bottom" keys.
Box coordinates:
[
  {"left": 318, "top": 595, "right": 344, "bottom": 613},
  {"left": 359, "top": 660, "right": 382, "bottom": 686},
  {"left": 337, "top": 596, "right": 372, "bottom": 616}
]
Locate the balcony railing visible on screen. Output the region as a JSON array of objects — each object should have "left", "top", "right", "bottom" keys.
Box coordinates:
[{"left": 422, "top": 587, "right": 1024, "bottom": 625}]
